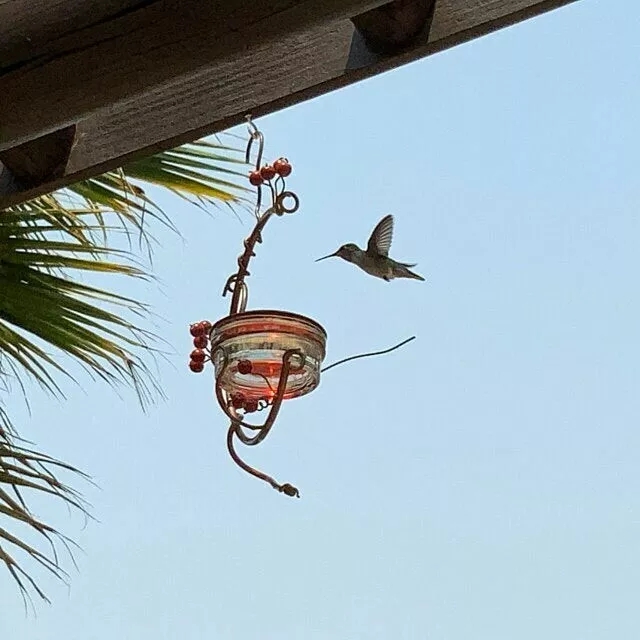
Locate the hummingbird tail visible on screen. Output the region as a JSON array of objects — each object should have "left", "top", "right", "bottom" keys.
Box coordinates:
[{"left": 400, "top": 267, "right": 425, "bottom": 281}]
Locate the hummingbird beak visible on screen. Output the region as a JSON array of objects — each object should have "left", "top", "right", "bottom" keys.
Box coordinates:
[{"left": 315, "top": 251, "right": 338, "bottom": 262}]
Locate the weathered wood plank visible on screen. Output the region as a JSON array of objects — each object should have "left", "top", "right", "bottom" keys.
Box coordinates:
[
  {"left": 0, "top": 1, "right": 146, "bottom": 71},
  {"left": 0, "top": 0, "right": 387, "bottom": 150},
  {"left": 0, "top": 0, "right": 578, "bottom": 208}
]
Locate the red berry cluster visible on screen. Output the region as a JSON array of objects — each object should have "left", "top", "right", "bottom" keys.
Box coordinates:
[
  {"left": 229, "top": 359, "right": 268, "bottom": 414},
  {"left": 230, "top": 392, "right": 264, "bottom": 414},
  {"left": 229, "top": 360, "right": 256, "bottom": 412},
  {"left": 188, "top": 320, "right": 211, "bottom": 373},
  {"left": 248, "top": 157, "right": 292, "bottom": 186}
]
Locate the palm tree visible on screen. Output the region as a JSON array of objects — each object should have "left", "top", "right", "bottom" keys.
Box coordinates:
[{"left": 0, "top": 138, "right": 248, "bottom": 604}]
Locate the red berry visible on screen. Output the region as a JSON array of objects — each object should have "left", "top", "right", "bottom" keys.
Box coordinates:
[
  {"left": 231, "top": 393, "right": 245, "bottom": 409},
  {"left": 189, "top": 360, "right": 204, "bottom": 373},
  {"left": 193, "top": 335, "right": 208, "bottom": 349},
  {"left": 273, "top": 157, "right": 292, "bottom": 177},
  {"left": 249, "top": 170, "right": 263, "bottom": 186},
  {"left": 244, "top": 399, "right": 258, "bottom": 413},
  {"left": 237, "top": 359, "right": 252, "bottom": 375},
  {"left": 260, "top": 164, "right": 276, "bottom": 180},
  {"left": 190, "top": 349, "right": 206, "bottom": 363},
  {"left": 190, "top": 323, "right": 205, "bottom": 337}
]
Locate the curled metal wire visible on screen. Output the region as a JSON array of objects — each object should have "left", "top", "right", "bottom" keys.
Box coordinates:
[
  {"left": 216, "top": 116, "right": 302, "bottom": 497},
  {"left": 216, "top": 349, "right": 303, "bottom": 497},
  {"left": 222, "top": 116, "right": 299, "bottom": 317},
  {"left": 321, "top": 336, "right": 416, "bottom": 373}
]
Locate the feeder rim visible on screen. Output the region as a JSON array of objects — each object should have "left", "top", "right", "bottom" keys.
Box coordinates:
[{"left": 210, "top": 309, "right": 327, "bottom": 338}]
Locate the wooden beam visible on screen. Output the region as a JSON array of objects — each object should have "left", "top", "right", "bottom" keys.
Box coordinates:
[
  {"left": 0, "top": 0, "right": 387, "bottom": 151},
  {"left": 0, "top": 0, "right": 578, "bottom": 208},
  {"left": 0, "top": 1, "right": 147, "bottom": 71}
]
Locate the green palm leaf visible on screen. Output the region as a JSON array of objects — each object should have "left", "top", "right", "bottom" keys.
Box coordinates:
[
  {"left": 0, "top": 423, "right": 89, "bottom": 608},
  {"left": 0, "top": 210, "right": 158, "bottom": 400},
  {"left": 0, "top": 135, "right": 249, "bottom": 601}
]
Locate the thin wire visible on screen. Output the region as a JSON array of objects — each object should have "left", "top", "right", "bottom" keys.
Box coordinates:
[{"left": 321, "top": 336, "right": 416, "bottom": 373}]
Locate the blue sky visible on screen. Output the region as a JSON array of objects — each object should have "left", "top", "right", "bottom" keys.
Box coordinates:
[{"left": 3, "top": 1, "right": 640, "bottom": 638}]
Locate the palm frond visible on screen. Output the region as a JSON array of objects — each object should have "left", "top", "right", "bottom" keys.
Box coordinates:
[
  {"left": 70, "top": 138, "right": 250, "bottom": 231},
  {"left": 0, "top": 208, "right": 162, "bottom": 402},
  {"left": 0, "top": 423, "right": 89, "bottom": 608},
  {"left": 0, "top": 134, "right": 248, "bottom": 603},
  {"left": 10, "top": 137, "right": 250, "bottom": 253}
]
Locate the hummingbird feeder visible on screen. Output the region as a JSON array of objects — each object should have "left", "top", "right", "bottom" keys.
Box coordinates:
[
  {"left": 188, "top": 116, "right": 414, "bottom": 498},
  {"left": 210, "top": 310, "right": 326, "bottom": 403},
  {"left": 187, "top": 116, "right": 327, "bottom": 498}
]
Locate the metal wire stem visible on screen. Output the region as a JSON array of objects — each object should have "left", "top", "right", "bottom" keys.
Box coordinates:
[
  {"left": 321, "top": 336, "right": 416, "bottom": 373},
  {"left": 219, "top": 350, "right": 303, "bottom": 497},
  {"left": 222, "top": 115, "right": 299, "bottom": 317}
]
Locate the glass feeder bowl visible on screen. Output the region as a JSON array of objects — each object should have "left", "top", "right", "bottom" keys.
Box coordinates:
[{"left": 210, "top": 310, "right": 327, "bottom": 402}]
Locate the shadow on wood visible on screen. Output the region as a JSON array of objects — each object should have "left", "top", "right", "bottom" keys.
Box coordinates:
[
  {"left": 351, "top": 0, "right": 436, "bottom": 55},
  {"left": 0, "top": 126, "right": 77, "bottom": 191}
]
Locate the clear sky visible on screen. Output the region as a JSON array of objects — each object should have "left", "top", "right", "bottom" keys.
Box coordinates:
[{"left": 3, "top": 1, "right": 640, "bottom": 638}]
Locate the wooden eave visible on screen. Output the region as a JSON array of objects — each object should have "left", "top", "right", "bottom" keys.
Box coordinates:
[{"left": 0, "top": 0, "right": 578, "bottom": 208}]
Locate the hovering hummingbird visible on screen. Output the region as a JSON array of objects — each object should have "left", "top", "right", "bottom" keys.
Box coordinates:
[{"left": 315, "top": 214, "right": 425, "bottom": 282}]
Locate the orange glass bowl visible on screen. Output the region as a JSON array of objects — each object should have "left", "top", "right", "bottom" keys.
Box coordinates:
[{"left": 210, "top": 310, "right": 327, "bottom": 402}]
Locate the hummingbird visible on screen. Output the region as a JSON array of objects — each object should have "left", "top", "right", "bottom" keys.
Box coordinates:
[{"left": 315, "top": 214, "right": 425, "bottom": 282}]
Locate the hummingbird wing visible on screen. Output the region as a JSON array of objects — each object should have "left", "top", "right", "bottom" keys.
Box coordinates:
[{"left": 366, "top": 214, "right": 394, "bottom": 257}]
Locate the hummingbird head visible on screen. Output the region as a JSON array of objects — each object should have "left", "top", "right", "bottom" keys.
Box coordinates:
[{"left": 315, "top": 243, "right": 360, "bottom": 264}]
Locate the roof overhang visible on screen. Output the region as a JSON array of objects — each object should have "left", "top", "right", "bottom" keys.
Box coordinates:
[{"left": 0, "top": 0, "right": 578, "bottom": 208}]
